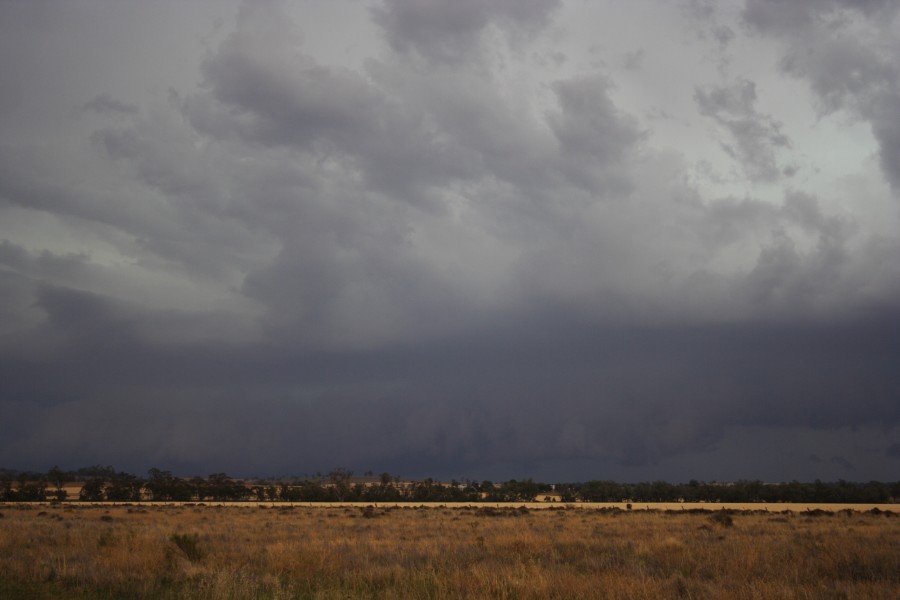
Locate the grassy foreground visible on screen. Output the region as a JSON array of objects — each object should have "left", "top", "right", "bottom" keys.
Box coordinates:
[{"left": 1, "top": 504, "right": 897, "bottom": 599}]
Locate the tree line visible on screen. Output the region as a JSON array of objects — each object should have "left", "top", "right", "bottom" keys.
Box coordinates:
[{"left": 1, "top": 466, "right": 897, "bottom": 503}]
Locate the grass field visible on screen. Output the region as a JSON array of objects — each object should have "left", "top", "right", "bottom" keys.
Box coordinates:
[{"left": 1, "top": 503, "right": 897, "bottom": 599}]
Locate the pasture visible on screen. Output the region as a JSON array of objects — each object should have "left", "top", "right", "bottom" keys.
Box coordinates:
[{"left": 1, "top": 503, "right": 897, "bottom": 599}]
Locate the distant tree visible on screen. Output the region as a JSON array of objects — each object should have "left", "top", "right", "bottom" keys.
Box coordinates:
[
  {"left": 205, "top": 473, "right": 247, "bottom": 501},
  {"left": 279, "top": 483, "right": 302, "bottom": 502},
  {"left": 265, "top": 485, "right": 278, "bottom": 501},
  {"left": 251, "top": 485, "right": 267, "bottom": 502},
  {"left": 11, "top": 474, "right": 47, "bottom": 502},
  {"left": 80, "top": 478, "right": 106, "bottom": 501},
  {"left": 500, "top": 478, "right": 539, "bottom": 502},
  {"left": 46, "top": 466, "right": 65, "bottom": 489},
  {"left": 364, "top": 472, "right": 401, "bottom": 501},
  {"left": 298, "top": 481, "right": 329, "bottom": 501},
  {"left": 146, "top": 468, "right": 192, "bottom": 501},
  {"left": 105, "top": 472, "right": 144, "bottom": 501},
  {"left": 328, "top": 468, "right": 353, "bottom": 502},
  {"left": 0, "top": 474, "right": 13, "bottom": 501},
  {"left": 46, "top": 466, "right": 67, "bottom": 501}
]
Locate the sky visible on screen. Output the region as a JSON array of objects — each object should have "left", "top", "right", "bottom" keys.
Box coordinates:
[{"left": 1, "top": 0, "right": 899, "bottom": 483}]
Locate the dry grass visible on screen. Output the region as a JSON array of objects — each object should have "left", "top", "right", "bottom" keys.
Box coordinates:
[{"left": 1, "top": 504, "right": 897, "bottom": 599}]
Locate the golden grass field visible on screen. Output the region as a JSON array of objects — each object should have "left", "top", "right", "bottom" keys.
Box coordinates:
[
  {"left": 33, "top": 501, "right": 900, "bottom": 512},
  {"left": 1, "top": 503, "right": 897, "bottom": 599}
]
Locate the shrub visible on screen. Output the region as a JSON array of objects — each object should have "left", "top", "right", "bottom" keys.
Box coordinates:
[
  {"left": 170, "top": 532, "right": 204, "bottom": 562},
  {"left": 709, "top": 510, "right": 734, "bottom": 527}
]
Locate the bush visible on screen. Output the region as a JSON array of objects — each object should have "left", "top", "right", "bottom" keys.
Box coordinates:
[
  {"left": 170, "top": 533, "right": 204, "bottom": 562},
  {"left": 709, "top": 511, "right": 734, "bottom": 527}
]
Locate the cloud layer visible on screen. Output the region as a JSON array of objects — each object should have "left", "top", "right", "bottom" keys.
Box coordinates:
[{"left": 1, "top": 0, "right": 898, "bottom": 481}]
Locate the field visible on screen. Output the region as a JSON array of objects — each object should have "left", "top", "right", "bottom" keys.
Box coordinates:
[{"left": 1, "top": 503, "right": 898, "bottom": 599}]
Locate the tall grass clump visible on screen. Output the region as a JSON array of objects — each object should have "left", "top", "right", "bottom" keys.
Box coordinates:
[{"left": 170, "top": 532, "right": 204, "bottom": 562}]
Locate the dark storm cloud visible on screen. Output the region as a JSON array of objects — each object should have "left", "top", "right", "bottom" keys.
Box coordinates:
[
  {"left": 3, "top": 301, "right": 900, "bottom": 478},
  {"left": 2, "top": 0, "right": 899, "bottom": 482},
  {"left": 830, "top": 456, "right": 854, "bottom": 471},
  {"left": 694, "top": 79, "right": 792, "bottom": 182},
  {"left": 371, "top": 0, "right": 561, "bottom": 63}
]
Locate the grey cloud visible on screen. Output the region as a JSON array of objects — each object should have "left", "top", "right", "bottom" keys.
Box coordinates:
[
  {"left": 183, "top": 6, "right": 478, "bottom": 206},
  {"left": 685, "top": 1, "right": 735, "bottom": 51},
  {"left": 622, "top": 49, "right": 646, "bottom": 71},
  {"left": 550, "top": 75, "right": 643, "bottom": 164},
  {"left": 170, "top": 3, "right": 655, "bottom": 348},
  {"left": 887, "top": 443, "right": 900, "bottom": 458},
  {"left": 866, "top": 95, "right": 900, "bottom": 191},
  {"left": 83, "top": 93, "right": 139, "bottom": 116},
  {"left": 364, "top": 56, "right": 551, "bottom": 199},
  {"left": 742, "top": 0, "right": 897, "bottom": 35},
  {"left": 0, "top": 264, "right": 42, "bottom": 339},
  {"left": 92, "top": 127, "right": 142, "bottom": 159},
  {"left": 0, "top": 142, "right": 263, "bottom": 293},
  {"left": 0, "top": 242, "right": 100, "bottom": 296},
  {"left": 371, "top": 0, "right": 560, "bottom": 64},
  {"left": 90, "top": 113, "right": 220, "bottom": 206},
  {"left": 3, "top": 305, "right": 899, "bottom": 477},
  {"left": 547, "top": 75, "right": 643, "bottom": 195},
  {"left": 742, "top": 0, "right": 900, "bottom": 189},
  {"left": 694, "top": 80, "right": 792, "bottom": 182},
  {"left": 0, "top": 148, "right": 153, "bottom": 238},
  {"left": 830, "top": 456, "right": 854, "bottom": 470},
  {"left": 778, "top": 37, "right": 895, "bottom": 115},
  {"left": 712, "top": 24, "right": 735, "bottom": 49},
  {"left": 185, "top": 1, "right": 646, "bottom": 209},
  {"left": 682, "top": 0, "right": 736, "bottom": 71},
  {"left": 3, "top": 0, "right": 900, "bottom": 482},
  {"left": 698, "top": 190, "right": 889, "bottom": 317}
]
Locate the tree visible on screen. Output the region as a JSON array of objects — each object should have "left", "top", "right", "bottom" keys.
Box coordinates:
[
  {"left": 46, "top": 466, "right": 68, "bottom": 501},
  {"left": 204, "top": 473, "right": 247, "bottom": 501},
  {"left": 146, "top": 468, "right": 192, "bottom": 501},
  {"left": 328, "top": 468, "right": 353, "bottom": 502},
  {"left": 80, "top": 478, "right": 106, "bottom": 501},
  {"left": 106, "top": 472, "right": 144, "bottom": 501},
  {"left": 0, "top": 474, "right": 13, "bottom": 501},
  {"left": 46, "top": 466, "right": 65, "bottom": 490}
]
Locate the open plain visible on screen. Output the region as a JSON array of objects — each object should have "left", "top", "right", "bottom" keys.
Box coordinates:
[{"left": 1, "top": 503, "right": 897, "bottom": 599}]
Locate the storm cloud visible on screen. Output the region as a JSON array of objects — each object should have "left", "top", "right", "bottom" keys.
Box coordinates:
[{"left": 1, "top": 0, "right": 898, "bottom": 482}]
